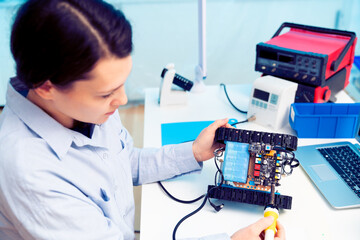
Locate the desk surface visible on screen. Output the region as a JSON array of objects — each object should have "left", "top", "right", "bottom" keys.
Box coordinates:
[{"left": 141, "top": 84, "right": 360, "bottom": 240}]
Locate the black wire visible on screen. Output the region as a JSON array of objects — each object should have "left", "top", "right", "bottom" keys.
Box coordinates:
[
  {"left": 213, "top": 152, "right": 224, "bottom": 185},
  {"left": 172, "top": 193, "right": 209, "bottom": 240},
  {"left": 220, "top": 83, "right": 247, "bottom": 114},
  {"left": 158, "top": 181, "right": 205, "bottom": 204},
  {"left": 230, "top": 119, "right": 248, "bottom": 126},
  {"left": 273, "top": 147, "right": 300, "bottom": 175},
  {"left": 208, "top": 155, "right": 225, "bottom": 210},
  {"left": 171, "top": 148, "right": 226, "bottom": 240},
  {"left": 283, "top": 157, "right": 300, "bottom": 175}
]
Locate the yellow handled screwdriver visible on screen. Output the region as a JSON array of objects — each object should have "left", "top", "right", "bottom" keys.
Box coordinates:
[{"left": 264, "top": 183, "right": 279, "bottom": 240}]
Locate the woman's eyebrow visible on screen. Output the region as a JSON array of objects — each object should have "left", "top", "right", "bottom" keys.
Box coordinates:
[{"left": 97, "top": 84, "right": 123, "bottom": 94}]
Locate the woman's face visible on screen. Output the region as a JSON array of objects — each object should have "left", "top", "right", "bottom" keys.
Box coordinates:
[{"left": 50, "top": 56, "right": 132, "bottom": 127}]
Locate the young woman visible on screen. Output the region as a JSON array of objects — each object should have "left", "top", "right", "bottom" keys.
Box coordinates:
[{"left": 0, "top": 0, "right": 285, "bottom": 239}]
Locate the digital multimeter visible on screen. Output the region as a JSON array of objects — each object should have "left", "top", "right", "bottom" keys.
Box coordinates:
[{"left": 247, "top": 75, "right": 297, "bottom": 130}]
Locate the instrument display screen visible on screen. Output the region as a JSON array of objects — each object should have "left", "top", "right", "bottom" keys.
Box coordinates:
[{"left": 253, "top": 88, "right": 270, "bottom": 102}]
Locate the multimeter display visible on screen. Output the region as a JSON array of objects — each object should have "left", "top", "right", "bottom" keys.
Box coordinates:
[{"left": 253, "top": 89, "right": 270, "bottom": 102}]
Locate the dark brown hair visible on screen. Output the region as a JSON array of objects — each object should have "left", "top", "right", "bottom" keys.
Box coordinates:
[{"left": 11, "top": 0, "right": 132, "bottom": 89}]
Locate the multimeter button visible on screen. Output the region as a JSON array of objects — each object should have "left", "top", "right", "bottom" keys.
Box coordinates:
[
  {"left": 252, "top": 99, "right": 255, "bottom": 105},
  {"left": 311, "top": 77, "right": 316, "bottom": 82},
  {"left": 261, "top": 66, "right": 266, "bottom": 70},
  {"left": 294, "top": 73, "right": 299, "bottom": 78},
  {"left": 264, "top": 103, "right": 267, "bottom": 109},
  {"left": 302, "top": 74, "right": 308, "bottom": 80},
  {"left": 259, "top": 102, "right": 263, "bottom": 107},
  {"left": 270, "top": 94, "right": 278, "bottom": 105},
  {"left": 271, "top": 68, "right": 276, "bottom": 72}
]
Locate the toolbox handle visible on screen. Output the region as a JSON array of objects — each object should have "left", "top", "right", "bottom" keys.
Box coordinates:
[{"left": 272, "top": 22, "right": 356, "bottom": 72}]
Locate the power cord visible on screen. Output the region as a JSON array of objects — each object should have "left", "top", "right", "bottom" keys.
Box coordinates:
[
  {"left": 172, "top": 191, "right": 210, "bottom": 240},
  {"left": 220, "top": 83, "right": 247, "bottom": 114},
  {"left": 158, "top": 181, "right": 205, "bottom": 204},
  {"left": 171, "top": 148, "right": 226, "bottom": 240},
  {"left": 230, "top": 115, "right": 256, "bottom": 126}
]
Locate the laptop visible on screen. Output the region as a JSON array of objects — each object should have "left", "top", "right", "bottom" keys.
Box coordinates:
[{"left": 295, "top": 119, "right": 360, "bottom": 209}]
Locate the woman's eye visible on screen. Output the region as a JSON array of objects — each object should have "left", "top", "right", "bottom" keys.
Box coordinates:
[{"left": 102, "top": 92, "right": 113, "bottom": 98}]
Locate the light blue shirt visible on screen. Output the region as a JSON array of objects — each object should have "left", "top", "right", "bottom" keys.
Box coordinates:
[{"left": 0, "top": 78, "right": 230, "bottom": 240}]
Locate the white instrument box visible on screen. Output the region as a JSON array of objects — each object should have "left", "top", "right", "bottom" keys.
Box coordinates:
[{"left": 247, "top": 76, "right": 297, "bottom": 130}]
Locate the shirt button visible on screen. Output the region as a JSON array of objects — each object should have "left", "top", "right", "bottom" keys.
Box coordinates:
[{"left": 103, "top": 153, "right": 108, "bottom": 159}]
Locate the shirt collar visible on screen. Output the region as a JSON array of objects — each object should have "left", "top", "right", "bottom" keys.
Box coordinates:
[{"left": 6, "top": 78, "right": 108, "bottom": 160}]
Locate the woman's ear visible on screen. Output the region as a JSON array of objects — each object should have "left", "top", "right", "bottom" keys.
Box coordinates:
[{"left": 33, "top": 80, "right": 56, "bottom": 100}]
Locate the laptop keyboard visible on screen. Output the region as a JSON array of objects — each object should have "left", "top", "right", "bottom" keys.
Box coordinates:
[{"left": 318, "top": 145, "right": 360, "bottom": 198}]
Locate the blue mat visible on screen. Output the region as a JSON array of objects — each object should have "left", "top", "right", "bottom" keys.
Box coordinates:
[{"left": 161, "top": 119, "right": 238, "bottom": 146}]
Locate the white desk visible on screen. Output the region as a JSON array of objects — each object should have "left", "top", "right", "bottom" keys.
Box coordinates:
[{"left": 141, "top": 84, "right": 360, "bottom": 240}]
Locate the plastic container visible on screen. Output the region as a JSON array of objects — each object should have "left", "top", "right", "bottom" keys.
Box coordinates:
[
  {"left": 289, "top": 103, "right": 360, "bottom": 138},
  {"left": 353, "top": 56, "right": 360, "bottom": 90}
]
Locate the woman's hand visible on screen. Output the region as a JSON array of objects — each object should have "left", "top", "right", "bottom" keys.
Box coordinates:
[
  {"left": 231, "top": 216, "right": 286, "bottom": 240},
  {"left": 192, "top": 118, "right": 232, "bottom": 162}
]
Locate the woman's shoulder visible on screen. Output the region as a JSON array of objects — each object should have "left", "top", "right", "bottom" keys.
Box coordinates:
[
  {"left": 0, "top": 108, "right": 58, "bottom": 179},
  {"left": 0, "top": 106, "right": 43, "bottom": 148}
]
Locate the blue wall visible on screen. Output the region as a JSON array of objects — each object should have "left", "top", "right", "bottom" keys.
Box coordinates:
[{"left": 0, "top": 1, "right": 20, "bottom": 106}]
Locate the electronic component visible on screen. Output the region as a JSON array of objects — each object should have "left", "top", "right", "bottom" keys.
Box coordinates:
[
  {"left": 255, "top": 22, "right": 357, "bottom": 103},
  {"left": 210, "top": 127, "right": 299, "bottom": 209},
  {"left": 222, "top": 142, "right": 250, "bottom": 183},
  {"left": 221, "top": 142, "right": 284, "bottom": 192}
]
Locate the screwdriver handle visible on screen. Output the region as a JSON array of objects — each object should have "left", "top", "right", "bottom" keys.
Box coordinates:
[{"left": 264, "top": 206, "right": 279, "bottom": 240}]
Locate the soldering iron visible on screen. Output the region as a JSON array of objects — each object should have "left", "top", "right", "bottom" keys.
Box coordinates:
[{"left": 264, "top": 183, "right": 279, "bottom": 240}]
